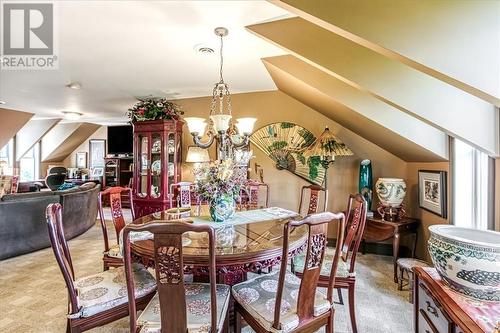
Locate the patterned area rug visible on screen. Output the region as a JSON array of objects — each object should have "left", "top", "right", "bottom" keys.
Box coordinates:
[{"left": 0, "top": 210, "right": 412, "bottom": 332}]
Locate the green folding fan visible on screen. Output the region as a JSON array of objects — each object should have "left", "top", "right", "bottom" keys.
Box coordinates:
[{"left": 250, "top": 122, "right": 326, "bottom": 185}]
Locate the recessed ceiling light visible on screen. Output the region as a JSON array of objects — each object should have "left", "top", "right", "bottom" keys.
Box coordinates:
[
  {"left": 62, "top": 111, "right": 83, "bottom": 120},
  {"left": 193, "top": 44, "right": 214, "bottom": 54},
  {"left": 0, "top": 100, "right": 5, "bottom": 105},
  {"left": 66, "top": 82, "right": 82, "bottom": 90}
]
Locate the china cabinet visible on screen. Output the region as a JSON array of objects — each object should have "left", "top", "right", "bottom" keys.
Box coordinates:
[
  {"left": 132, "top": 119, "right": 183, "bottom": 218},
  {"left": 103, "top": 157, "right": 133, "bottom": 188}
]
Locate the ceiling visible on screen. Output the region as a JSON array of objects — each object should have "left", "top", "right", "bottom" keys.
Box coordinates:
[{"left": 0, "top": 1, "right": 291, "bottom": 124}]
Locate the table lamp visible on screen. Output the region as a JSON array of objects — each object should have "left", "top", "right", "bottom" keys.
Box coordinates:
[{"left": 186, "top": 146, "right": 210, "bottom": 168}]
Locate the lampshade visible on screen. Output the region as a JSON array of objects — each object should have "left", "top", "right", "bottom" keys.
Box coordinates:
[
  {"left": 186, "top": 146, "right": 210, "bottom": 163},
  {"left": 235, "top": 118, "right": 257, "bottom": 135},
  {"left": 210, "top": 114, "right": 232, "bottom": 132},
  {"left": 303, "top": 126, "right": 353, "bottom": 160},
  {"left": 184, "top": 117, "right": 207, "bottom": 136}
]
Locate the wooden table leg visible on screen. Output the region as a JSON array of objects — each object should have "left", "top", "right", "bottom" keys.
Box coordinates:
[
  {"left": 412, "top": 231, "right": 418, "bottom": 258},
  {"left": 393, "top": 232, "right": 400, "bottom": 283}
]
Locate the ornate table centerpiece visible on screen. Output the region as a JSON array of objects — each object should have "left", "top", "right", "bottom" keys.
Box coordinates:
[{"left": 193, "top": 159, "right": 243, "bottom": 222}]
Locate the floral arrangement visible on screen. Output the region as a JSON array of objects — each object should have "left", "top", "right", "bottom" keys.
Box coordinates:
[
  {"left": 128, "top": 98, "right": 183, "bottom": 122},
  {"left": 193, "top": 159, "right": 243, "bottom": 203}
]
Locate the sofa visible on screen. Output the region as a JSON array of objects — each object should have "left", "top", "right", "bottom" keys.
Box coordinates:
[{"left": 0, "top": 182, "right": 100, "bottom": 260}]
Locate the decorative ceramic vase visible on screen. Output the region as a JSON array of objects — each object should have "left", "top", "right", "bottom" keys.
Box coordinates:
[
  {"left": 428, "top": 225, "right": 500, "bottom": 301},
  {"left": 209, "top": 193, "right": 235, "bottom": 222},
  {"left": 375, "top": 178, "right": 406, "bottom": 207},
  {"left": 216, "top": 225, "right": 236, "bottom": 247},
  {"left": 359, "top": 159, "right": 373, "bottom": 210}
]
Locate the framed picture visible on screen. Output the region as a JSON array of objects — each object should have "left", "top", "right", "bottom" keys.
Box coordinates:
[
  {"left": 418, "top": 170, "right": 447, "bottom": 218},
  {"left": 91, "top": 167, "right": 104, "bottom": 178},
  {"left": 89, "top": 139, "right": 106, "bottom": 168},
  {"left": 76, "top": 152, "right": 87, "bottom": 169}
]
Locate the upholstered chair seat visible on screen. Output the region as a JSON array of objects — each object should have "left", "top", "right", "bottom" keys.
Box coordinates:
[
  {"left": 137, "top": 283, "right": 230, "bottom": 333},
  {"left": 293, "top": 249, "right": 356, "bottom": 278},
  {"left": 232, "top": 270, "right": 331, "bottom": 333},
  {"left": 103, "top": 244, "right": 122, "bottom": 259},
  {"left": 73, "top": 264, "right": 156, "bottom": 318}
]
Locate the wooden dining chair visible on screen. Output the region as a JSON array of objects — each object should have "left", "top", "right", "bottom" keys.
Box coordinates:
[
  {"left": 169, "top": 181, "right": 196, "bottom": 208},
  {"left": 293, "top": 194, "right": 367, "bottom": 333},
  {"left": 98, "top": 186, "right": 134, "bottom": 270},
  {"left": 298, "top": 184, "right": 328, "bottom": 215},
  {"left": 123, "top": 221, "right": 230, "bottom": 333},
  {"left": 232, "top": 211, "right": 345, "bottom": 333},
  {"left": 238, "top": 179, "right": 270, "bottom": 210},
  {"left": 46, "top": 203, "right": 156, "bottom": 333}
]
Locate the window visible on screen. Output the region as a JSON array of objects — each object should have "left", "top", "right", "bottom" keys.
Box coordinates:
[
  {"left": 19, "top": 142, "right": 40, "bottom": 181},
  {"left": 0, "top": 138, "right": 14, "bottom": 175},
  {"left": 452, "top": 139, "right": 493, "bottom": 230}
]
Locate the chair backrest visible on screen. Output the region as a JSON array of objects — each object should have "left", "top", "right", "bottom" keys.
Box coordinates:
[
  {"left": 169, "top": 182, "right": 194, "bottom": 208},
  {"left": 48, "top": 166, "right": 67, "bottom": 175},
  {"left": 46, "top": 203, "right": 79, "bottom": 316},
  {"left": 239, "top": 180, "right": 269, "bottom": 210},
  {"left": 274, "top": 212, "right": 345, "bottom": 330},
  {"left": 123, "top": 221, "right": 218, "bottom": 333},
  {"left": 341, "top": 194, "right": 368, "bottom": 273},
  {"left": 98, "top": 186, "right": 134, "bottom": 251},
  {"left": 298, "top": 184, "right": 328, "bottom": 215},
  {"left": 45, "top": 174, "right": 66, "bottom": 191}
]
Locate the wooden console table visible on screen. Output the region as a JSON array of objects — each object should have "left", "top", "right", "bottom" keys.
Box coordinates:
[
  {"left": 414, "top": 267, "right": 499, "bottom": 333},
  {"left": 362, "top": 215, "right": 420, "bottom": 282}
]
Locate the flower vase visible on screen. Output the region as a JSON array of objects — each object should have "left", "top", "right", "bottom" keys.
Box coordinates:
[{"left": 209, "top": 193, "right": 235, "bottom": 222}]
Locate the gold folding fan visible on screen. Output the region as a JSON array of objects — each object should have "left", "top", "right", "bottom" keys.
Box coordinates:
[{"left": 250, "top": 122, "right": 326, "bottom": 185}]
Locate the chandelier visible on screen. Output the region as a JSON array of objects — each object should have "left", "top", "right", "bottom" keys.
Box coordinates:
[{"left": 184, "top": 27, "right": 256, "bottom": 160}]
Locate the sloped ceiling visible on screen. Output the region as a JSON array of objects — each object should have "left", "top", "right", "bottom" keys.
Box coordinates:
[
  {"left": 263, "top": 55, "right": 448, "bottom": 162},
  {"left": 247, "top": 17, "right": 499, "bottom": 157},
  {"left": 0, "top": 108, "right": 34, "bottom": 149},
  {"left": 16, "top": 118, "right": 61, "bottom": 160},
  {"left": 269, "top": 0, "right": 500, "bottom": 106},
  {"left": 41, "top": 123, "right": 101, "bottom": 162}
]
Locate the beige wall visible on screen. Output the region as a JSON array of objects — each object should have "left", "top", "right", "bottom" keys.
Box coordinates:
[
  {"left": 0, "top": 108, "right": 34, "bottom": 149},
  {"left": 406, "top": 162, "right": 450, "bottom": 261},
  {"left": 175, "top": 90, "right": 407, "bottom": 237},
  {"left": 63, "top": 126, "right": 107, "bottom": 173},
  {"left": 496, "top": 158, "right": 500, "bottom": 232}
]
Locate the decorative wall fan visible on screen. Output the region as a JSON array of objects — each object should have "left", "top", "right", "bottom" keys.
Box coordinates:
[{"left": 250, "top": 122, "right": 326, "bottom": 185}]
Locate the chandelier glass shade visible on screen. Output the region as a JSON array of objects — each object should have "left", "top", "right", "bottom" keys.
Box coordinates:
[{"left": 184, "top": 27, "right": 256, "bottom": 160}]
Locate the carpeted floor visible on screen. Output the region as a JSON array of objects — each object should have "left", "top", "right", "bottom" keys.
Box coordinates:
[{"left": 0, "top": 210, "right": 413, "bottom": 333}]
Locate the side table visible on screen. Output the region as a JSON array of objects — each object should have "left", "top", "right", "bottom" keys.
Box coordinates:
[{"left": 362, "top": 215, "right": 420, "bottom": 282}]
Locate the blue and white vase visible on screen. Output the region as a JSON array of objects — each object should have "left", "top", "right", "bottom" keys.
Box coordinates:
[{"left": 209, "top": 193, "right": 235, "bottom": 222}]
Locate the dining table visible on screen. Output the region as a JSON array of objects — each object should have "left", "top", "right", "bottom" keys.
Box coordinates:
[{"left": 124, "top": 206, "right": 309, "bottom": 286}]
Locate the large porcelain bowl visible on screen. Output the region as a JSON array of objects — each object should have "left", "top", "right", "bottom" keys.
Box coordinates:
[
  {"left": 375, "top": 178, "right": 406, "bottom": 207},
  {"left": 428, "top": 225, "right": 500, "bottom": 301}
]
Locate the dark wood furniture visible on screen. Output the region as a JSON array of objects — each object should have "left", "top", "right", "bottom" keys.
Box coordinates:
[
  {"left": 98, "top": 186, "right": 134, "bottom": 270},
  {"left": 102, "top": 157, "right": 133, "bottom": 188},
  {"left": 123, "top": 222, "right": 230, "bottom": 333},
  {"left": 45, "top": 203, "right": 156, "bottom": 333},
  {"left": 234, "top": 212, "right": 346, "bottom": 333},
  {"left": 414, "top": 267, "right": 500, "bottom": 333},
  {"left": 238, "top": 179, "right": 270, "bottom": 210},
  {"left": 132, "top": 119, "right": 183, "bottom": 218},
  {"left": 294, "top": 193, "right": 367, "bottom": 333},
  {"left": 128, "top": 206, "right": 309, "bottom": 286},
  {"left": 298, "top": 184, "right": 328, "bottom": 215},
  {"left": 362, "top": 215, "right": 420, "bottom": 282}
]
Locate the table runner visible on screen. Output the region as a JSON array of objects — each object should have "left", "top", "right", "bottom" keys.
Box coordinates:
[{"left": 120, "top": 207, "right": 298, "bottom": 251}]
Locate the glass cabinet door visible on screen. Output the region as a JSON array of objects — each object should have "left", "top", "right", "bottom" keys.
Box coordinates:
[
  {"left": 138, "top": 135, "right": 148, "bottom": 197},
  {"left": 167, "top": 133, "right": 175, "bottom": 186},
  {"left": 151, "top": 134, "right": 162, "bottom": 198}
]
